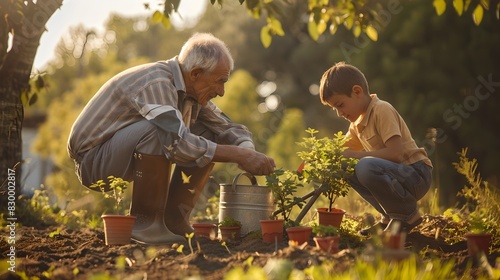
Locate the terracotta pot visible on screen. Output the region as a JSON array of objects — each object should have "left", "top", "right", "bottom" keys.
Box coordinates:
[
  {"left": 193, "top": 223, "right": 217, "bottom": 240},
  {"left": 286, "top": 226, "right": 312, "bottom": 245},
  {"left": 317, "top": 208, "right": 346, "bottom": 228},
  {"left": 219, "top": 226, "right": 241, "bottom": 241},
  {"left": 313, "top": 236, "right": 340, "bottom": 253},
  {"left": 101, "top": 214, "right": 136, "bottom": 245},
  {"left": 465, "top": 232, "right": 492, "bottom": 256},
  {"left": 381, "top": 249, "right": 412, "bottom": 262},
  {"left": 382, "top": 232, "right": 406, "bottom": 250},
  {"left": 260, "top": 219, "right": 284, "bottom": 243}
]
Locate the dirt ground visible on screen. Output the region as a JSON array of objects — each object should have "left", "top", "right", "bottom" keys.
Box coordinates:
[{"left": 1, "top": 214, "right": 498, "bottom": 279}]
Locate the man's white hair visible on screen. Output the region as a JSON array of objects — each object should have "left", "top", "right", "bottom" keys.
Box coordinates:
[{"left": 178, "top": 33, "right": 234, "bottom": 73}]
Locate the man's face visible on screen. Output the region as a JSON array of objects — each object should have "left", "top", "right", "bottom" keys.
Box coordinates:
[{"left": 190, "top": 60, "right": 231, "bottom": 106}]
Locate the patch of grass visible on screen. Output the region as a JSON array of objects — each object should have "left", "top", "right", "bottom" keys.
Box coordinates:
[
  {"left": 453, "top": 148, "right": 500, "bottom": 250},
  {"left": 225, "top": 253, "right": 498, "bottom": 280},
  {"left": 15, "top": 186, "right": 91, "bottom": 229}
]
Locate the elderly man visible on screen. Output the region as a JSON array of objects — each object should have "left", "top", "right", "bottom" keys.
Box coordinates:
[{"left": 68, "top": 33, "right": 276, "bottom": 244}]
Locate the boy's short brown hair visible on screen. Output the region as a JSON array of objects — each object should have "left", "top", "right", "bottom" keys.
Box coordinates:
[{"left": 319, "top": 62, "right": 369, "bottom": 105}]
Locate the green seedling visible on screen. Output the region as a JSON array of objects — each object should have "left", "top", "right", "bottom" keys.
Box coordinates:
[
  {"left": 185, "top": 232, "right": 194, "bottom": 254},
  {"left": 221, "top": 241, "right": 231, "bottom": 254}
]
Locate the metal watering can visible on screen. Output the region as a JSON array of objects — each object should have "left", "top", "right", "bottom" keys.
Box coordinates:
[{"left": 218, "top": 173, "right": 274, "bottom": 235}]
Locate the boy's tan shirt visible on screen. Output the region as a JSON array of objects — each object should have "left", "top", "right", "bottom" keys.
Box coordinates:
[{"left": 345, "top": 94, "right": 433, "bottom": 167}]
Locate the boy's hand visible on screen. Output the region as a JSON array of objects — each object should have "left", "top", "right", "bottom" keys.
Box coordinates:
[
  {"left": 342, "top": 136, "right": 404, "bottom": 163},
  {"left": 342, "top": 149, "right": 359, "bottom": 159}
]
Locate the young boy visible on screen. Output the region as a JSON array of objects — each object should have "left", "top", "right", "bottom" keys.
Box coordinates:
[{"left": 319, "top": 62, "right": 433, "bottom": 235}]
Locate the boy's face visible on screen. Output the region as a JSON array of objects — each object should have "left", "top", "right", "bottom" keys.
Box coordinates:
[{"left": 325, "top": 86, "right": 367, "bottom": 123}]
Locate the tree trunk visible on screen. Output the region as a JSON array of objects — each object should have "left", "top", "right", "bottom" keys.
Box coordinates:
[{"left": 0, "top": 0, "right": 63, "bottom": 211}]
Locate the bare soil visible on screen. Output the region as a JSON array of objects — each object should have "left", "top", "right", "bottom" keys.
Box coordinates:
[{"left": 1, "top": 215, "right": 498, "bottom": 279}]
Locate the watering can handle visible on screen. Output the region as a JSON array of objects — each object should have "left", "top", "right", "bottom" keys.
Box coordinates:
[{"left": 231, "top": 172, "right": 258, "bottom": 192}]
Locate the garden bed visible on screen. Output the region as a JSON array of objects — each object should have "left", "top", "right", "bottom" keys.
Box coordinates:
[{"left": 1, "top": 214, "right": 498, "bottom": 279}]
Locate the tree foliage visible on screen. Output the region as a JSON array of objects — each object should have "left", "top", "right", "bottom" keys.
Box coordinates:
[{"left": 152, "top": 0, "right": 500, "bottom": 47}]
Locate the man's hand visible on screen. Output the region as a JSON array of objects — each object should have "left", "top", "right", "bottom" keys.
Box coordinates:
[
  {"left": 213, "top": 145, "right": 276, "bottom": 176},
  {"left": 237, "top": 149, "right": 276, "bottom": 176}
]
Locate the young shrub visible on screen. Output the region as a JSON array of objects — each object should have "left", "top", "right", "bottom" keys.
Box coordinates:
[
  {"left": 90, "top": 176, "right": 131, "bottom": 215},
  {"left": 297, "top": 128, "right": 358, "bottom": 211},
  {"left": 219, "top": 217, "right": 242, "bottom": 228},
  {"left": 453, "top": 148, "right": 500, "bottom": 250},
  {"left": 265, "top": 168, "right": 305, "bottom": 225},
  {"left": 219, "top": 217, "right": 242, "bottom": 241},
  {"left": 312, "top": 224, "right": 339, "bottom": 237}
]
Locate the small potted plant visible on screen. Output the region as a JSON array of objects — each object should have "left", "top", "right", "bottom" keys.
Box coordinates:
[
  {"left": 453, "top": 149, "right": 498, "bottom": 257},
  {"left": 262, "top": 169, "right": 305, "bottom": 244},
  {"left": 312, "top": 224, "right": 340, "bottom": 253},
  {"left": 464, "top": 210, "right": 492, "bottom": 256},
  {"left": 219, "top": 217, "right": 242, "bottom": 241},
  {"left": 193, "top": 223, "right": 217, "bottom": 240},
  {"left": 297, "top": 128, "right": 357, "bottom": 227},
  {"left": 260, "top": 218, "right": 285, "bottom": 243},
  {"left": 90, "top": 176, "right": 136, "bottom": 245},
  {"left": 381, "top": 221, "right": 406, "bottom": 250},
  {"left": 286, "top": 224, "right": 312, "bottom": 246}
]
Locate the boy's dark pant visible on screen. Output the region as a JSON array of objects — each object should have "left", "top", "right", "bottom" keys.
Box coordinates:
[{"left": 348, "top": 157, "right": 432, "bottom": 222}]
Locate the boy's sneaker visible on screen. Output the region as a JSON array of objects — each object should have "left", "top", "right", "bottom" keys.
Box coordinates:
[
  {"left": 359, "top": 221, "right": 388, "bottom": 236},
  {"left": 384, "top": 217, "right": 423, "bottom": 233}
]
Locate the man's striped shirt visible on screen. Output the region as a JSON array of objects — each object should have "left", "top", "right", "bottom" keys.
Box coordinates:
[{"left": 67, "top": 57, "right": 254, "bottom": 167}]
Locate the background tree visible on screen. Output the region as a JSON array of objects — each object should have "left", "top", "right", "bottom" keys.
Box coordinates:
[
  {"left": 0, "top": 0, "right": 62, "bottom": 208},
  {"left": 211, "top": 69, "right": 271, "bottom": 184},
  {"left": 156, "top": 0, "right": 500, "bottom": 46},
  {"left": 28, "top": 1, "right": 500, "bottom": 212},
  {"left": 266, "top": 108, "right": 306, "bottom": 171}
]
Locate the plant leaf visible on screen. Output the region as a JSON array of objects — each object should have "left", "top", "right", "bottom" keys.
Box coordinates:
[
  {"left": 152, "top": 11, "right": 163, "bottom": 23},
  {"left": 464, "top": 0, "right": 472, "bottom": 11},
  {"left": 453, "top": 0, "right": 464, "bottom": 15},
  {"left": 329, "top": 23, "right": 337, "bottom": 35},
  {"left": 260, "top": 26, "right": 272, "bottom": 48},
  {"left": 317, "top": 19, "right": 327, "bottom": 36},
  {"left": 176, "top": 244, "right": 184, "bottom": 253},
  {"left": 480, "top": 0, "right": 489, "bottom": 10},
  {"left": 308, "top": 16, "right": 320, "bottom": 41},
  {"left": 269, "top": 17, "right": 285, "bottom": 36},
  {"left": 343, "top": 16, "right": 354, "bottom": 30},
  {"left": 433, "top": 0, "right": 447, "bottom": 15},
  {"left": 365, "top": 26, "right": 378, "bottom": 41},
  {"left": 473, "top": 4, "right": 484, "bottom": 25},
  {"left": 353, "top": 24, "right": 361, "bottom": 38},
  {"left": 162, "top": 16, "right": 171, "bottom": 29}
]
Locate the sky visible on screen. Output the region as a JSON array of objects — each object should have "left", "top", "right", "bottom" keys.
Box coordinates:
[{"left": 34, "top": 0, "right": 207, "bottom": 69}]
